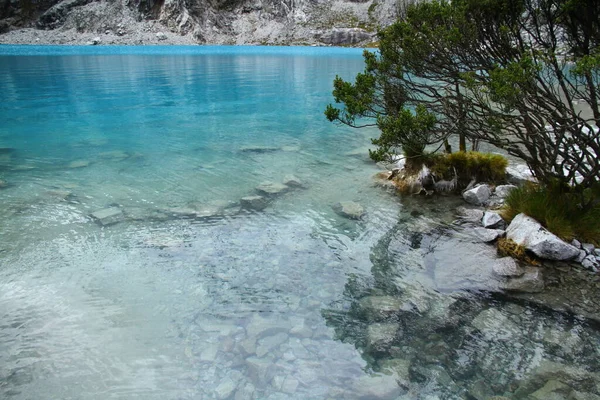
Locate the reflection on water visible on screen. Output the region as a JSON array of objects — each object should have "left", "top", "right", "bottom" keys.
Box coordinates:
[{"left": 0, "top": 46, "right": 599, "bottom": 400}]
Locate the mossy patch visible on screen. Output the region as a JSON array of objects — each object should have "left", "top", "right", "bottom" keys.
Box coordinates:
[{"left": 427, "top": 151, "right": 508, "bottom": 186}]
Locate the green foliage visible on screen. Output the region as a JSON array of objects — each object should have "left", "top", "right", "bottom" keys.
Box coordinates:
[
  {"left": 372, "top": 105, "right": 437, "bottom": 161},
  {"left": 427, "top": 151, "right": 508, "bottom": 186},
  {"left": 325, "top": 0, "right": 600, "bottom": 191},
  {"left": 502, "top": 182, "right": 600, "bottom": 245}
]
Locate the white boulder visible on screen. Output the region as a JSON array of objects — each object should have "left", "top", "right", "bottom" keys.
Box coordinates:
[
  {"left": 482, "top": 211, "right": 505, "bottom": 229},
  {"left": 494, "top": 184, "right": 518, "bottom": 198},
  {"left": 506, "top": 213, "right": 580, "bottom": 260},
  {"left": 463, "top": 184, "right": 492, "bottom": 205}
]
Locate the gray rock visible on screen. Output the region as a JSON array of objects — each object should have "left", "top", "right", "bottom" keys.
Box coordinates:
[
  {"left": 506, "top": 163, "right": 536, "bottom": 184},
  {"left": 215, "top": 377, "right": 238, "bottom": 399},
  {"left": 472, "top": 227, "right": 505, "bottom": 242},
  {"left": 282, "top": 174, "right": 303, "bottom": 188},
  {"left": 571, "top": 239, "right": 582, "bottom": 249},
  {"left": 501, "top": 266, "right": 544, "bottom": 293},
  {"left": 582, "top": 243, "right": 595, "bottom": 254},
  {"left": 91, "top": 36, "right": 101, "bottom": 45},
  {"left": 494, "top": 184, "right": 518, "bottom": 198},
  {"left": 366, "top": 323, "right": 399, "bottom": 351},
  {"left": 240, "top": 195, "right": 269, "bottom": 211},
  {"left": 482, "top": 211, "right": 505, "bottom": 229},
  {"left": 90, "top": 207, "right": 123, "bottom": 226},
  {"left": 575, "top": 250, "right": 588, "bottom": 263},
  {"left": 255, "top": 181, "right": 289, "bottom": 196},
  {"left": 595, "top": 248, "right": 600, "bottom": 257},
  {"left": 352, "top": 374, "right": 402, "bottom": 399},
  {"left": 333, "top": 201, "right": 365, "bottom": 220},
  {"left": 156, "top": 32, "right": 167, "bottom": 41},
  {"left": 492, "top": 257, "right": 524, "bottom": 277},
  {"left": 358, "top": 295, "right": 403, "bottom": 321},
  {"left": 506, "top": 213, "right": 580, "bottom": 260},
  {"left": 319, "top": 28, "right": 374, "bottom": 45},
  {"left": 463, "top": 184, "right": 492, "bottom": 205},
  {"left": 581, "top": 255, "right": 599, "bottom": 272},
  {"left": 456, "top": 206, "right": 485, "bottom": 223}
]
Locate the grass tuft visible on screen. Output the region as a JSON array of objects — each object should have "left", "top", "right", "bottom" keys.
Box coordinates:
[
  {"left": 497, "top": 238, "right": 541, "bottom": 266},
  {"left": 501, "top": 182, "right": 600, "bottom": 245}
]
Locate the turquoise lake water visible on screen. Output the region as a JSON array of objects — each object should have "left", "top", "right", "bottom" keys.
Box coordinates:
[{"left": 0, "top": 45, "right": 599, "bottom": 400}]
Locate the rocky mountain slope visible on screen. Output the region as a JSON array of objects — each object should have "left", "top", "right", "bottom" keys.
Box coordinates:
[{"left": 0, "top": 0, "right": 402, "bottom": 45}]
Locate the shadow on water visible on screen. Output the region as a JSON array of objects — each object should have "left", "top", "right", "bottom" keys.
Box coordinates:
[{"left": 322, "top": 196, "right": 600, "bottom": 399}]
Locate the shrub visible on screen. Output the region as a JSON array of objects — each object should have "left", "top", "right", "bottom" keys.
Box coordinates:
[
  {"left": 427, "top": 151, "right": 508, "bottom": 187},
  {"left": 502, "top": 183, "right": 600, "bottom": 245}
]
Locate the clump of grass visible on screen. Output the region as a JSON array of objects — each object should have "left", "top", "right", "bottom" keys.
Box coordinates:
[
  {"left": 501, "top": 182, "right": 600, "bottom": 245},
  {"left": 427, "top": 151, "right": 508, "bottom": 186},
  {"left": 497, "top": 238, "right": 541, "bottom": 266},
  {"left": 497, "top": 237, "right": 541, "bottom": 266}
]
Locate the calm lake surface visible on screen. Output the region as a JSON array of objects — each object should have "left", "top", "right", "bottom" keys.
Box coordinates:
[{"left": 0, "top": 45, "right": 598, "bottom": 400}]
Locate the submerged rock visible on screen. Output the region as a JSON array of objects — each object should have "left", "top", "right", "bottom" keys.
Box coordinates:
[
  {"left": 379, "top": 358, "right": 411, "bottom": 387},
  {"left": 240, "top": 195, "right": 269, "bottom": 211},
  {"left": 255, "top": 181, "right": 289, "bottom": 196},
  {"left": 0, "top": 179, "right": 7, "bottom": 188},
  {"left": 239, "top": 145, "right": 279, "bottom": 153},
  {"left": 514, "top": 360, "right": 600, "bottom": 398},
  {"left": 282, "top": 174, "right": 303, "bottom": 188},
  {"left": 352, "top": 374, "right": 403, "bottom": 399},
  {"left": 492, "top": 257, "right": 524, "bottom": 277},
  {"left": 529, "top": 380, "right": 572, "bottom": 400},
  {"left": 99, "top": 150, "right": 129, "bottom": 160},
  {"left": 358, "top": 296, "right": 403, "bottom": 321},
  {"left": 471, "top": 308, "right": 520, "bottom": 340},
  {"left": 463, "top": 184, "right": 492, "bottom": 205},
  {"left": 366, "top": 323, "right": 399, "bottom": 352},
  {"left": 90, "top": 207, "right": 123, "bottom": 226},
  {"left": 68, "top": 160, "right": 90, "bottom": 168},
  {"left": 506, "top": 213, "right": 579, "bottom": 260},
  {"left": 501, "top": 266, "right": 544, "bottom": 293},
  {"left": 333, "top": 201, "right": 365, "bottom": 220}
]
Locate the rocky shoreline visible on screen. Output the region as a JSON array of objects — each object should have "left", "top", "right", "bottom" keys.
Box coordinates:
[{"left": 0, "top": 0, "right": 395, "bottom": 46}]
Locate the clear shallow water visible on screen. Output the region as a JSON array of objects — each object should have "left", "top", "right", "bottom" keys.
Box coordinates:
[{"left": 0, "top": 46, "right": 599, "bottom": 400}]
